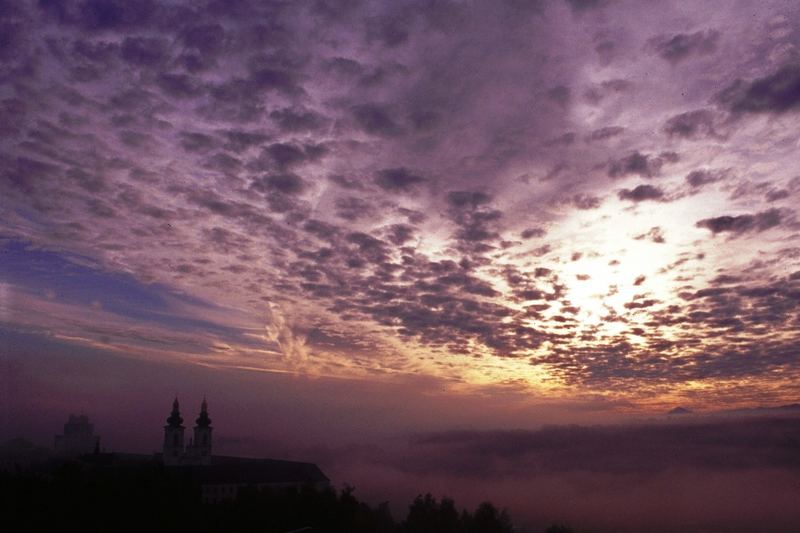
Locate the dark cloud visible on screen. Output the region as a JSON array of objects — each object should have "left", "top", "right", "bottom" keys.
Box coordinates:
[
  {"left": 302, "top": 218, "right": 339, "bottom": 241},
  {"left": 334, "top": 196, "right": 375, "bottom": 221},
  {"left": 203, "top": 152, "right": 242, "bottom": 173},
  {"left": 696, "top": 209, "right": 783, "bottom": 236},
  {"left": 365, "top": 13, "right": 411, "bottom": 48},
  {"left": 608, "top": 151, "right": 677, "bottom": 179},
  {"left": 663, "top": 109, "right": 719, "bottom": 139},
  {"left": 352, "top": 103, "right": 402, "bottom": 137},
  {"left": 262, "top": 142, "right": 328, "bottom": 169},
  {"left": 649, "top": 30, "right": 719, "bottom": 64},
  {"left": 120, "top": 36, "right": 167, "bottom": 66},
  {"left": 374, "top": 167, "right": 425, "bottom": 193},
  {"left": 447, "top": 191, "right": 492, "bottom": 209},
  {"left": 544, "top": 132, "right": 575, "bottom": 146},
  {"left": 717, "top": 64, "right": 800, "bottom": 115},
  {"left": 327, "top": 174, "right": 366, "bottom": 190},
  {"left": 584, "top": 78, "right": 634, "bottom": 103},
  {"left": 586, "top": 126, "right": 624, "bottom": 142},
  {"left": 564, "top": 0, "right": 607, "bottom": 12},
  {"left": 251, "top": 173, "right": 305, "bottom": 195},
  {"left": 324, "top": 56, "right": 364, "bottom": 77},
  {"left": 766, "top": 189, "right": 790, "bottom": 202},
  {"left": 179, "top": 132, "right": 216, "bottom": 153},
  {"left": 521, "top": 227, "right": 546, "bottom": 239},
  {"left": 386, "top": 224, "right": 415, "bottom": 246},
  {"left": 181, "top": 23, "right": 226, "bottom": 56},
  {"left": 157, "top": 73, "right": 204, "bottom": 98},
  {"left": 222, "top": 130, "right": 270, "bottom": 153},
  {"left": 618, "top": 184, "right": 665, "bottom": 202},
  {"left": 634, "top": 227, "right": 665, "bottom": 243},
  {"left": 569, "top": 193, "right": 602, "bottom": 210},
  {"left": 246, "top": 52, "right": 306, "bottom": 95},
  {"left": 547, "top": 85, "right": 571, "bottom": 107},
  {"left": 686, "top": 168, "right": 726, "bottom": 188},
  {"left": 39, "top": 0, "right": 158, "bottom": 31},
  {"left": 269, "top": 107, "right": 329, "bottom": 132}
]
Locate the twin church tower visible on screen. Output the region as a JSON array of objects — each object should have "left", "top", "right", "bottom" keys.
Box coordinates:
[{"left": 163, "top": 397, "right": 212, "bottom": 466}]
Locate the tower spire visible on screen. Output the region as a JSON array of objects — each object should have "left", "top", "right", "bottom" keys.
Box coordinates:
[
  {"left": 166, "top": 396, "right": 183, "bottom": 427},
  {"left": 190, "top": 397, "right": 213, "bottom": 464},
  {"left": 195, "top": 397, "right": 211, "bottom": 427},
  {"left": 163, "top": 397, "right": 185, "bottom": 465}
]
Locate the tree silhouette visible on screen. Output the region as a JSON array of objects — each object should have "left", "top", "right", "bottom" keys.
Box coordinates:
[
  {"left": 545, "top": 525, "right": 575, "bottom": 533},
  {"left": 2, "top": 461, "right": 518, "bottom": 533}
]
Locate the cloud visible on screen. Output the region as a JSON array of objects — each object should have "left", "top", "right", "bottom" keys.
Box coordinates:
[
  {"left": 608, "top": 151, "right": 677, "bottom": 179},
  {"left": 374, "top": 167, "right": 426, "bottom": 193},
  {"left": 649, "top": 30, "right": 720, "bottom": 64},
  {"left": 618, "top": 184, "right": 665, "bottom": 202},
  {"left": 251, "top": 173, "right": 305, "bottom": 195},
  {"left": 564, "top": 0, "right": 607, "bottom": 13},
  {"left": 695, "top": 209, "right": 783, "bottom": 236},
  {"left": 686, "top": 168, "right": 726, "bottom": 188},
  {"left": 586, "top": 126, "right": 625, "bottom": 142},
  {"left": 334, "top": 196, "right": 375, "bottom": 221},
  {"left": 3, "top": 0, "right": 800, "bottom": 402},
  {"left": 263, "top": 142, "right": 329, "bottom": 169},
  {"left": 264, "top": 304, "right": 309, "bottom": 369},
  {"left": 447, "top": 191, "right": 492, "bottom": 209},
  {"left": 521, "top": 227, "right": 546, "bottom": 239},
  {"left": 568, "top": 193, "right": 602, "bottom": 209},
  {"left": 409, "top": 414, "right": 800, "bottom": 476},
  {"left": 663, "top": 109, "right": 720, "bottom": 140},
  {"left": 634, "top": 227, "right": 665, "bottom": 243},
  {"left": 717, "top": 64, "right": 800, "bottom": 115},
  {"left": 547, "top": 85, "right": 571, "bottom": 107},
  {"left": 120, "top": 36, "right": 167, "bottom": 66},
  {"left": 270, "top": 107, "right": 329, "bottom": 132},
  {"left": 157, "top": 73, "right": 204, "bottom": 98},
  {"left": 352, "top": 103, "right": 402, "bottom": 136}
]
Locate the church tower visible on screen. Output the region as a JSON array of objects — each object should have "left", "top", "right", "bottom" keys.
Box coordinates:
[
  {"left": 191, "top": 397, "right": 212, "bottom": 465},
  {"left": 163, "top": 397, "right": 185, "bottom": 466}
]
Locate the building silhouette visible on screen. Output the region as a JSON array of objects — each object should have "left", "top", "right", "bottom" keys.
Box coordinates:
[
  {"left": 54, "top": 414, "right": 100, "bottom": 456},
  {"left": 158, "top": 397, "right": 328, "bottom": 502},
  {"left": 50, "top": 398, "right": 328, "bottom": 503},
  {"left": 163, "top": 397, "right": 212, "bottom": 465}
]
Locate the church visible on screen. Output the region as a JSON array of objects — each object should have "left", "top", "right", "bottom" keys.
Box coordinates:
[
  {"left": 157, "top": 398, "right": 329, "bottom": 503},
  {"left": 161, "top": 397, "right": 213, "bottom": 466},
  {"left": 52, "top": 398, "right": 329, "bottom": 503}
]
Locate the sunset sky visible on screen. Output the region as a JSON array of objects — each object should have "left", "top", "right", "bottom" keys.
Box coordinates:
[
  {"left": 2, "top": 1, "right": 800, "bottom": 528},
  {"left": 4, "top": 0, "right": 800, "bottom": 404}
]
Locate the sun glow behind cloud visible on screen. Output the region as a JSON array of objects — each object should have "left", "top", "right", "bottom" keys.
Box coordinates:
[{"left": 1, "top": 0, "right": 800, "bottom": 411}]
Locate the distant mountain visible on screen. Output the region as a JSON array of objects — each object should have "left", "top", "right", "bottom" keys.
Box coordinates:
[
  {"left": 719, "top": 403, "right": 800, "bottom": 416},
  {"left": 667, "top": 407, "right": 693, "bottom": 416}
]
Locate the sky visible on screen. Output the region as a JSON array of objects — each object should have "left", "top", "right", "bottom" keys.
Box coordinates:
[{"left": 1, "top": 0, "right": 800, "bottom": 529}]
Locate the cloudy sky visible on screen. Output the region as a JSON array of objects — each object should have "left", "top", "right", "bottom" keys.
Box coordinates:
[
  {"left": 3, "top": 0, "right": 800, "bottom": 409},
  {"left": 2, "top": 0, "right": 800, "bottom": 529},
  {"left": 6, "top": 0, "right": 800, "bottom": 408}
]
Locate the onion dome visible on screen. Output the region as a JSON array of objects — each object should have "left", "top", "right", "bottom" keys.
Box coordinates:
[
  {"left": 166, "top": 397, "right": 184, "bottom": 427},
  {"left": 195, "top": 397, "right": 212, "bottom": 427}
]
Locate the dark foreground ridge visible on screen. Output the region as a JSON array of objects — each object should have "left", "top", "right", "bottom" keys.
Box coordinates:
[{"left": 1, "top": 456, "right": 526, "bottom": 533}]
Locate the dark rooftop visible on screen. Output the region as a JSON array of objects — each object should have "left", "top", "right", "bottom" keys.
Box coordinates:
[{"left": 176, "top": 455, "right": 329, "bottom": 485}]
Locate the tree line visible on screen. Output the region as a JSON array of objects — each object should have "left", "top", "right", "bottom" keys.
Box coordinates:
[{"left": 2, "top": 460, "right": 574, "bottom": 532}]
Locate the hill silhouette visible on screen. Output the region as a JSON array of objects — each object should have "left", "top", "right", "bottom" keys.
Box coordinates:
[{"left": 0, "top": 455, "right": 540, "bottom": 533}]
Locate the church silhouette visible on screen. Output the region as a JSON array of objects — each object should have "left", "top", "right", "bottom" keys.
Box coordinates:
[
  {"left": 156, "top": 397, "right": 329, "bottom": 502},
  {"left": 162, "top": 397, "right": 212, "bottom": 466},
  {"left": 54, "top": 397, "right": 329, "bottom": 503}
]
